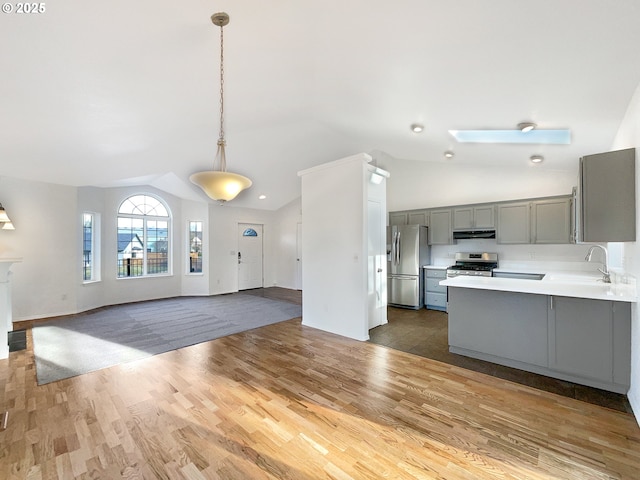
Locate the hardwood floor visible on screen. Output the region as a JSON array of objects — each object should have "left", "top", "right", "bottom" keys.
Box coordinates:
[
  {"left": 370, "top": 307, "right": 633, "bottom": 413},
  {"left": 2, "top": 298, "right": 640, "bottom": 479}
]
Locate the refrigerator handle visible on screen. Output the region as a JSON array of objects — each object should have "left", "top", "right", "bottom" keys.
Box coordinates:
[
  {"left": 396, "top": 231, "right": 401, "bottom": 265},
  {"left": 390, "top": 231, "right": 396, "bottom": 266},
  {"left": 392, "top": 231, "right": 396, "bottom": 265}
]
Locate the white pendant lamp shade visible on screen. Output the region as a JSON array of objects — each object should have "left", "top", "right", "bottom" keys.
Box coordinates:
[
  {"left": 189, "top": 171, "right": 252, "bottom": 202},
  {"left": 190, "top": 12, "right": 252, "bottom": 203}
]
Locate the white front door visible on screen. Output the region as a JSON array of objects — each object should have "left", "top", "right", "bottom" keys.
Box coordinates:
[{"left": 238, "top": 223, "right": 263, "bottom": 290}]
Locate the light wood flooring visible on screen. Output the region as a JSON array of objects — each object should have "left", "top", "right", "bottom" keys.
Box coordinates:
[
  {"left": 2, "top": 291, "right": 640, "bottom": 479},
  {"left": 370, "top": 306, "right": 633, "bottom": 413}
]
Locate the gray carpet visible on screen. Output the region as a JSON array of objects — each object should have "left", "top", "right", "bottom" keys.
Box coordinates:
[{"left": 32, "top": 293, "right": 302, "bottom": 385}]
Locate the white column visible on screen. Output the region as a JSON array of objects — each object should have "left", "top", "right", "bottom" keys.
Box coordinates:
[{"left": 0, "top": 259, "right": 22, "bottom": 359}]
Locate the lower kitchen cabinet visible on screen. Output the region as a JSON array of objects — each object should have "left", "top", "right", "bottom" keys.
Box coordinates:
[
  {"left": 448, "top": 288, "right": 548, "bottom": 367},
  {"left": 548, "top": 296, "right": 630, "bottom": 385},
  {"left": 447, "top": 287, "right": 631, "bottom": 393},
  {"left": 424, "top": 267, "right": 447, "bottom": 311}
]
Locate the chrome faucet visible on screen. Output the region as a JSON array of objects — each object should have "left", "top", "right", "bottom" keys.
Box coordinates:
[{"left": 585, "top": 245, "right": 610, "bottom": 283}]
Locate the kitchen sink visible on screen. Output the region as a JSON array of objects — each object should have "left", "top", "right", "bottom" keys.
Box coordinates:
[
  {"left": 492, "top": 271, "right": 545, "bottom": 281},
  {"left": 543, "top": 274, "right": 603, "bottom": 284}
]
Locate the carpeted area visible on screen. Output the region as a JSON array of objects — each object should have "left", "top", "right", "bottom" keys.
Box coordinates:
[{"left": 32, "top": 293, "right": 302, "bottom": 384}]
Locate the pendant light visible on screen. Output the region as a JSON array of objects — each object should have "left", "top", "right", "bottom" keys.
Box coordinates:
[
  {"left": 190, "top": 12, "right": 252, "bottom": 203},
  {"left": 0, "top": 203, "right": 11, "bottom": 223}
]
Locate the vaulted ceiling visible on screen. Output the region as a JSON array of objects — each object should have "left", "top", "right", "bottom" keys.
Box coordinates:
[{"left": 2, "top": 1, "right": 640, "bottom": 210}]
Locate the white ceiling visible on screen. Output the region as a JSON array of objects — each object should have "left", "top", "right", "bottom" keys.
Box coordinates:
[{"left": 2, "top": 0, "right": 640, "bottom": 210}]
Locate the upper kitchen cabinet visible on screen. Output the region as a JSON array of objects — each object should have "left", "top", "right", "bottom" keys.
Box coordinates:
[
  {"left": 531, "top": 197, "right": 572, "bottom": 244},
  {"left": 408, "top": 210, "right": 429, "bottom": 226},
  {"left": 579, "top": 148, "right": 636, "bottom": 242},
  {"left": 428, "top": 209, "right": 453, "bottom": 245},
  {"left": 453, "top": 205, "right": 494, "bottom": 230},
  {"left": 389, "top": 212, "right": 408, "bottom": 226},
  {"left": 389, "top": 209, "right": 429, "bottom": 227},
  {"left": 497, "top": 202, "right": 530, "bottom": 244}
]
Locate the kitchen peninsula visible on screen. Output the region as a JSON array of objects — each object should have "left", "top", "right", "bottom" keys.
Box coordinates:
[{"left": 441, "top": 273, "right": 637, "bottom": 393}]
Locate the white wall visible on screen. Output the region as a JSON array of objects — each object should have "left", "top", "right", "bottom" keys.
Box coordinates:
[
  {"left": 272, "top": 197, "right": 302, "bottom": 290},
  {"left": 77, "top": 186, "right": 106, "bottom": 312},
  {"left": 181, "top": 199, "right": 211, "bottom": 297},
  {"left": 299, "top": 154, "right": 370, "bottom": 340},
  {"left": 378, "top": 157, "right": 577, "bottom": 212},
  {"left": 0, "top": 177, "right": 300, "bottom": 321},
  {"left": 611, "top": 80, "right": 640, "bottom": 424},
  {"left": 207, "top": 205, "right": 276, "bottom": 295},
  {"left": 0, "top": 177, "right": 78, "bottom": 320},
  {"left": 99, "top": 186, "right": 183, "bottom": 308},
  {"left": 430, "top": 240, "right": 602, "bottom": 273}
]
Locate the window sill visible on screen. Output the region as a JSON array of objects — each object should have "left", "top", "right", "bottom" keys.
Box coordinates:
[{"left": 116, "top": 273, "right": 173, "bottom": 280}]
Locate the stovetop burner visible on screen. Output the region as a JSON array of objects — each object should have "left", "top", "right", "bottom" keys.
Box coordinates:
[
  {"left": 450, "top": 264, "right": 494, "bottom": 272},
  {"left": 446, "top": 252, "right": 498, "bottom": 278}
]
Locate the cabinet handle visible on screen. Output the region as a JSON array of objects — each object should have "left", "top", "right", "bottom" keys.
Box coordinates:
[{"left": 550, "top": 295, "right": 554, "bottom": 310}]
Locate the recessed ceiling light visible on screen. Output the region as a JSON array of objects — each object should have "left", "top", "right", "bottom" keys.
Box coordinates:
[
  {"left": 444, "top": 151, "right": 454, "bottom": 159},
  {"left": 258, "top": 194, "right": 267, "bottom": 200},
  {"left": 530, "top": 155, "right": 544, "bottom": 164},
  {"left": 410, "top": 123, "right": 424, "bottom": 133},
  {"left": 518, "top": 122, "right": 537, "bottom": 132}
]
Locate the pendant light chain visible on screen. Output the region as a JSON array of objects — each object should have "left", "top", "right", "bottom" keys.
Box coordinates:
[
  {"left": 216, "top": 21, "right": 227, "bottom": 171},
  {"left": 190, "top": 12, "right": 251, "bottom": 203},
  {"left": 218, "top": 22, "right": 225, "bottom": 144}
]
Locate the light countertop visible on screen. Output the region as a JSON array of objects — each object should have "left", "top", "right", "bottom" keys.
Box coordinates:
[{"left": 440, "top": 270, "right": 637, "bottom": 303}]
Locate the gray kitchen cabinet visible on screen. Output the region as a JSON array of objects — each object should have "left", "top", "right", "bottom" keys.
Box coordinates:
[
  {"left": 497, "top": 202, "right": 530, "bottom": 244},
  {"left": 389, "top": 212, "right": 408, "bottom": 226},
  {"left": 408, "top": 210, "right": 429, "bottom": 226},
  {"left": 389, "top": 210, "right": 429, "bottom": 227},
  {"left": 531, "top": 197, "right": 571, "bottom": 244},
  {"left": 580, "top": 148, "right": 636, "bottom": 242},
  {"left": 548, "top": 296, "right": 630, "bottom": 386},
  {"left": 447, "top": 286, "right": 631, "bottom": 393},
  {"left": 427, "top": 209, "right": 452, "bottom": 244},
  {"left": 452, "top": 204, "right": 494, "bottom": 230},
  {"left": 424, "top": 267, "right": 447, "bottom": 311},
  {"left": 448, "top": 288, "right": 549, "bottom": 367}
]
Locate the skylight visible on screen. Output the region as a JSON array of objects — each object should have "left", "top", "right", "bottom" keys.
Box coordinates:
[{"left": 448, "top": 129, "right": 571, "bottom": 144}]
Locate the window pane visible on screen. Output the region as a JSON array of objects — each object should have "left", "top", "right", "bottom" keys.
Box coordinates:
[
  {"left": 83, "top": 213, "right": 93, "bottom": 281},
  {"left": 117, "top": 194, "right": 171, "bottom": 278},
  {"left": 117, "top": 217, "right": 145, "bottom": 277},
  {"left": 118, "top": 194, "right": 168, "bottom": 217},
  {"left": 189, "top": 221, "right": 203, "bottom": 273},
  {"left": 146, "top": 220, "right": 168, "bottom": 274}
]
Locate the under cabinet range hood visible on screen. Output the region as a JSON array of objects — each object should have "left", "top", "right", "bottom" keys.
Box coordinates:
[{"left": 452, "top": 229, "right": 496, "bottom": 240}]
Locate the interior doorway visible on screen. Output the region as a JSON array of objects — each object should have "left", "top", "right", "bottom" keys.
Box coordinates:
[
  {"left": 296, "top": 222, "right": 302, "bottom": 290},
  {"left": 238, "top": 223, "right": 264, "bottom": 290}
]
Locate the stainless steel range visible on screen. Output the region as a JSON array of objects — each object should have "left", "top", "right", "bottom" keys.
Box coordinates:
[{"left": 446, "top": 252, "right": 498, "bottom": 278}]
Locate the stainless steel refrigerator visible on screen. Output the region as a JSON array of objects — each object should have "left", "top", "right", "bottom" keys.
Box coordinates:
[{"left": 387, "top": 224, "right": 430, "bottom": 309}]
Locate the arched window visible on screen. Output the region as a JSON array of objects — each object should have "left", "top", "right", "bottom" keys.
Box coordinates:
[{"left": 117, "top": 194, "right": 171, "bottom": 278}]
